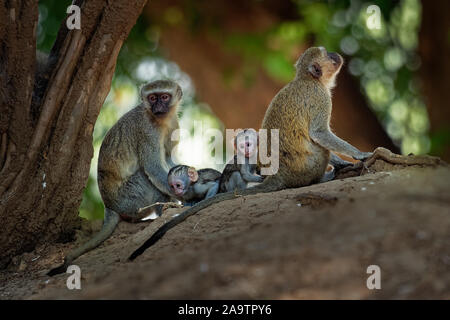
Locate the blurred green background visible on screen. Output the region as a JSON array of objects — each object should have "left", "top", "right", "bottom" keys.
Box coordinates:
[{"left": 37, "top": 0, "right": 450, "bottom": 220}]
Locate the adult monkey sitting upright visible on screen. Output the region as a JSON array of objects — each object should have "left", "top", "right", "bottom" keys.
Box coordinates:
[
  {"left": 129, "top": 47, "right": 375, "bottom": 259},
  {"left": 48, "top": 80, "right": 182, "bottom": 275}
]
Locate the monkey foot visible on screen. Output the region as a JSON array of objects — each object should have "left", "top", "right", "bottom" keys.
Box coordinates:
[{"left": 134, "top": 202, "right": 183, "bottom": 222}]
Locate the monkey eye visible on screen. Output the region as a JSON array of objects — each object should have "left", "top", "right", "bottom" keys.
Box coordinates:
[
  {"left": 161, "top": 94, "right": 170, "bottom": 102},
  {"left": 148, "top": 94, "right": 157, "bottom": 103},
  {"left": 176, "top": 183, "right": 181, "bottom": 188}
]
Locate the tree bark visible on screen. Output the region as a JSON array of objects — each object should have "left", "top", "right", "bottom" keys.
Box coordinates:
[
  {"left": 419, "top": 0, "right": 450, "bottom": 161},
  {"left": 0, "top": 0, "right": 147, "bottom": 268}
]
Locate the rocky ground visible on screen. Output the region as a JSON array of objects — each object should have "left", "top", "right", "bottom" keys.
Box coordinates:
[{"left": 1, "top": 152, "right": 449, "bottom": 299}]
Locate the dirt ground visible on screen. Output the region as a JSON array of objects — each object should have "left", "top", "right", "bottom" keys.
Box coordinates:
[{"left": 1, "top": 159, "right": 449, "bottom": 299}]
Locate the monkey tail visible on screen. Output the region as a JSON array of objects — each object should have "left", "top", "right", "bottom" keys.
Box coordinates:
[
  {"left": 47, "top": 208, "right": 120, "bottom": 276},
  {"left": 128, "top": 178, "right": 283, "bottom": 260}
]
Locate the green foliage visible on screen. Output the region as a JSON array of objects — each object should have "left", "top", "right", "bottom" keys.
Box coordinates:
[
  {"left": 37, "top": 0, "right": 72, "bottom": 52},
  {"left": 79, "top": 176, "right": 104, "bottom": 220},
  {"left": 430, "top": 129, "right": 450, "bottom": 157}
]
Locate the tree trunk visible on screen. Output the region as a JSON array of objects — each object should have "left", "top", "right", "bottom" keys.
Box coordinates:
[
  {"left": 419, "top": 0, "right": 450, "bottom": 161},
  {"left": 0, "top": 0, "right": 147, "bottom": 268}
]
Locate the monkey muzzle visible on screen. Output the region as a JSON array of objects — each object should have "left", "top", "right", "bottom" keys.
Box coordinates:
[
  {"left": 328, "top": 52, "right": 342, "bottom": 67},
  {"left": 152, "top": 102, "right": 170, "bottom": 117},
  {"left": 174, "top": 190, "right": 185, "bottom": 197}
]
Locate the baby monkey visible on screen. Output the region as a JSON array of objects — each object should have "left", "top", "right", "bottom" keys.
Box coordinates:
[
  {"left": 219, "top": 129, "right": 263, "bottom": 193},
  {"left": 168, "top": 165, "right": 222, "bottom": 205}
]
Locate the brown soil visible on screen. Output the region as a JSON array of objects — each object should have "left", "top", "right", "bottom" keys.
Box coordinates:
[{"left": 1, "top": 162, "right": 449, "bottom": 299}]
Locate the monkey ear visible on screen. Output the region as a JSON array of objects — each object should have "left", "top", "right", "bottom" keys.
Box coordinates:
[
  {"left": 139, "top": 85, "right": 147, "bottom": 99},
  {"left": 308, "top": 63, "right": 322, "bottom": 79},
  {"left": 187, "top": 167, "right": 199, "bottom": 182}
]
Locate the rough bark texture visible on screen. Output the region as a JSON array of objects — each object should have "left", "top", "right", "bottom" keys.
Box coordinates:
[
  {"left": 0, "top": 156, "right": 448, "bottom": 299},
  {"left": 419, "top": 0, "right": 450, "bottom": 161},
  {"left": 0, "top": 0, "right": 147, "bottom": 268}
]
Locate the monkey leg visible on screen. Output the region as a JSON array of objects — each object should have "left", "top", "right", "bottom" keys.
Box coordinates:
[
  {"left": 114, "top": 169, "right": 177, "bottom": 223},
  {"left": 330, "top": 152, "right": 354, "bottom": 170},
  {"left": 320, "top": 167, "right": 335, "bottom": 183}
]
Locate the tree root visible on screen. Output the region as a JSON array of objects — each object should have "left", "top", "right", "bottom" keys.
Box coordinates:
[{"left": 335, "top": 147, "right": 446, "bottom": 179}]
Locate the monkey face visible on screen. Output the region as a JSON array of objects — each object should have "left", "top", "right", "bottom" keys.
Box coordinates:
[
  {"left": 168, "top": 176, "right": 187, "bottom": 197},
  {"left": 147, "top": 92, "right": 173, "bottom": 117},
  {"left": 238, "top": 140, "right": 256, "bottom": 158},
  {"left": 141, "top": 80, "right": 182, "bottom": 118},
  {"left": 168, "top": 166, "right": 198, "bottom": 198},
  {"left": 235, "top": 132, "right": 258, "bottom": 158},
  {"left": 298, "top": 47, "right": 343, "bottom": 90},
  {"left": 327, "top": 52, "right": 342, "bottom": 69}
]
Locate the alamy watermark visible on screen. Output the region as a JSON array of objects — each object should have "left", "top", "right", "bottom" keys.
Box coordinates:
[
  {"left": 366, "top": 265, "right": 381, "bottom": 290},
  {"left": 66, "top": 265, "right": 81, "bottom": 290},
  {"left": 66, "top": 5, "right": 81, "bottom": 30},
  {"left": 366, "top": 5, "right": 381, "bottom": 30}
]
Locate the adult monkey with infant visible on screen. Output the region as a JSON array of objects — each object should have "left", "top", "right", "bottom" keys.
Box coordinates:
[
  {"left": 129, "top": 47, "right": 374, "bottom": 259},
  {"left": 48, "top": 80, "right": 182, "bottom": 275}
]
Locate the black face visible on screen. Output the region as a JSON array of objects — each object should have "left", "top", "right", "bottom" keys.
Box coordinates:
[{"left": 147, "top": 92, "right": 172, "bottom": 117}]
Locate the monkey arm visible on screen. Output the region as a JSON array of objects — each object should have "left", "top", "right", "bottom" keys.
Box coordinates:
[
  {"left": 165, "top": 141, "right": 177, "bottom": 168},
  {"left": 166, "top": 157, "right": 177, "bottom": 168},
  {"left": 144, "top": 165, "right": 172, "bottom": 196},
  {"left": 137, "top": 135, "right": 175, "bottom": 197},
  {"left": 193, "top": 180, "right": 220, "bottom": 199},
  {"left": 204, "top": 182, "right": 219, "bottom": 199},
  {"left": 240, "top": 165, "right": 264, "bottom": 183},
  {"left": 309, "top": 127, "right": 372, "bottom": 160},
  {"left": 141, "top": 149, "right": 173, "bottom": 197}
]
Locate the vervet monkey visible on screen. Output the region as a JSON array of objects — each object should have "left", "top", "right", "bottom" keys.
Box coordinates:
[
  {"left": 48, "top": 80, "right": 182, "bottom": 275},
  {"left": 168, "top": 165, "right": 221, "bottom": 205},
  {"left": 219, "top": 129, "right": 263, "bottom": 193},
  {"left": 129, "top": 47, "right": 373, "bottom": 259}
]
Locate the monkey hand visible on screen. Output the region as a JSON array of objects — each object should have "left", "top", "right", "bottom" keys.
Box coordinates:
[
  {"left": 253, "top": 175, "right": 264, "bottom": 183},
  {"left": 332, "top": 161, "right": 354, "bottom": 171},
  {"left": 353, "top": 151, "right": 373, "bottom": 161}
]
